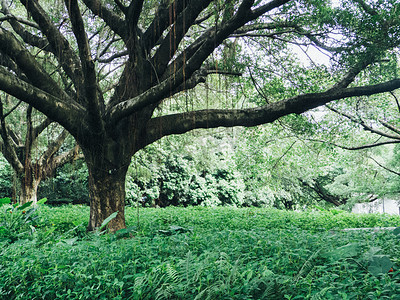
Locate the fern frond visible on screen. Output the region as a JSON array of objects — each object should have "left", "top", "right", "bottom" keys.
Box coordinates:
[{"left": 294, "top": 248, "right": 322, "bottom": 284}]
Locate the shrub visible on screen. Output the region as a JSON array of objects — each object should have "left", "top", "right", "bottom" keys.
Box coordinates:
[{"left": 0, "top": 197, "right": 46, "bottom": 243}]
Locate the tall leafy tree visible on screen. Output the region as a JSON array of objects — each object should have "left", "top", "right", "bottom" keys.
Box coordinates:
[
  {"left": 1, "top": 0, "right": 400, "bottom": 231},
  {"left": 0, "top": 95, "right": 82, "bottom": 204}
]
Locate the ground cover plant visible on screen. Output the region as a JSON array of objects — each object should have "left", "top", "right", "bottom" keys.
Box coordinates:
[{"left": 0, "top": 203, "right": 400, "bottom": 299}]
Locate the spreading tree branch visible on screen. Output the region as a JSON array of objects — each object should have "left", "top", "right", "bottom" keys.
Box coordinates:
[
  {"left": 43, "top": 143, "right": 83, "bottom": 180},
  {"left": 143, "top": 0, "right": 189, "bottom": 55},
  {"left": 146, "top": 78, "right": 400, "bottom": 145},
  {"left": 39, "top": 129, "right": 70, "bottom": 166},
  {"left": 307, "top": 138, "right": 400, "bottom": 151},
  {"left": 65, "top": 0, "right": 104, "bottom": 133},
  {"left": 97, "top": 50, "right": 129, "bottom": 63},
  {"left": 81, "top": 0, "right": 127, "bottom": 40},
  {"left": 0, "top": 28, "right": 68, "bottom": 98},
  {"left": 0, "top": 66, "right": 85, "bottom": 136},
  {"left": 328, "top": 106, "right": 400, "bottom": 140},
  {"left": 32, "top": 118, "right": 53, "bottom": 141},
  {"left": 108, "top": 0, "right": 291, "bottom": 123},
  {"left": 0, "top": 99, "right": 24, "bottom": 173},
  {"left": 368, "top": 156, "right": 400, "bottom": 176},
  {"left": 19, "top": 0, "right": 85, "bottom": 99},
  {"left": 378, "top": 119, "right": 400, "bottom": 136}
]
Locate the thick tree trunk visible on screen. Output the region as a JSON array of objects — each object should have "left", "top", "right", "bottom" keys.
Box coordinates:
[
  {"left": 85, "top": 148, "right": 129, "bottom": 232},
  {"left": 20, "top": 177, "right": 39, "bottom": 205},
  {"left": 18, "top": 163, "right": 40, "bottom": 205}
]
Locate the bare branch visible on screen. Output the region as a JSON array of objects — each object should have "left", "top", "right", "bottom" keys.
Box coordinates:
[
  {"left": 0, "top": 14, "right": 39, "bottom": 29},
  {"left": 307, "top": 138, "right": 400, "bottom": 150},
  {"left": 233, "top": 22, "right": 297, "bottom": 35},
  {"left": 97, "top": 50, "right": 128, "bottom": 63},
  {"left": 271, "top": 141, "right": 296, "bottom": 170},
  {"left": 369, "top": 156, "right": 400, "bottom": 176},
  {"left": 250, "top": 0, "right": 291, "bottom": 18},
  {"left": 328, "top": 106, "right": 400, "bottom": 140},
  {"left": 96, "top": 35, "right": 121, "bottom": 60},
  {"left": 390, "top": 91, "right": 400, "bottom": 113},
  {"left": 293, "top": 27, "right": 346, "bottom": 53},
  {"left": 379, "top": 119, "right": 400, "bottom": 136},
  {"left": 231, "top": 29, "right": 296, "bottom": 38},
  {"left": 2, "top": 100, "right": 23, "bottom": 119}
]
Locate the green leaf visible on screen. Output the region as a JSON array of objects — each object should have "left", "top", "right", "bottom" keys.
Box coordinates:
[
  {"left": 368, "top": 255, "right": 393, "bottom": 276},
  {"left": 116, "top": 226, "right": 135, "bottom": 235},
  {"left": 0, "top": 197, "right": 11, "bottom": 205},
  {"left": 393, "top": 227, "right": 400, "bottom": 236},
  {"left": 37, "top": 198, "right": 48, "bottom": 205},
  {"left": 99, "top": 211, "right": 118, "bottom": 231},
  {"left": 363, "top": 247, "right": 382, "bottom": 261},
  {"left": 63, "top": 237, "right": 78, "bottom": 246},
  {"left": 115, "top": 226, "right": 136, "bottom": 239},
  {"left": 327, "top": 243, "right": 359, "bottom": 262},
  {"left": 18, "top": 201, "right": 33, "bottom": 211},
  {"left": 157, "top": 229, "right": 172, "bottom": 236}
]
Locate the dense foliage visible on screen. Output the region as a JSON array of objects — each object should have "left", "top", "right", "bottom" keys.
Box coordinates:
[
  {"left": 0, "top": 203, "right": 399, "bottom": 299},
  {"left": 0, "top": 155, "right": 13, "bottom": 198}
]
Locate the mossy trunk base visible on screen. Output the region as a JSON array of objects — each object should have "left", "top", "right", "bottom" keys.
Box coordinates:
[{"left": 87, "top": 166, "right": 128, "bottom": 232}]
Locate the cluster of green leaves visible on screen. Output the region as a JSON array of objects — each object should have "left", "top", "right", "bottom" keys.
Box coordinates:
[
  {"left": 0, "top": 155, "right": 13, "bottom": 197},
  {"left": 0, "top": 197, "right": 46, "bottom": 243},
  {"left": 126, "top": 134, "right": 246, "bottom": 207},
  {"left": 0, "top": 205, "right": 399, "bottom": 299}
]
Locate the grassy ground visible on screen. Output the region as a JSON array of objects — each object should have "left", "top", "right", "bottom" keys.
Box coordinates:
[{"left": 0, "top": 205, "right": 400, "bottom": 299}]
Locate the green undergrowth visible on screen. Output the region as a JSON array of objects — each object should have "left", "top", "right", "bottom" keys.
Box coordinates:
[{"left": 1, "top": 204, "right": 400, "bottom": 299}]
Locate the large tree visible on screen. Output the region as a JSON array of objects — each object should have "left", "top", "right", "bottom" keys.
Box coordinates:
[
  {"left": 1, "top": 0, "right": 400, "bottom": 231},
  {"left": 0, "top": 95, "right": 82, "bottom": 204}
]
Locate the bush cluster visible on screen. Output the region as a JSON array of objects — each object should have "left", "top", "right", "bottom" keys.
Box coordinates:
[{"left": 126, "top": 153, "right": 246, "bottom": 207}]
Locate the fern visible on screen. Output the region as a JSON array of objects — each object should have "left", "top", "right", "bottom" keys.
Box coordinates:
[
  {"left": 294, "top": 248, "right": 322, "bottom": 285},
  {"left": 155, "top": 263, "right": 180, "bottom": 299}
]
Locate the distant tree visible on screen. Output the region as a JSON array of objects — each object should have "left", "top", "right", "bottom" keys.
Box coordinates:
[
  {"left": 1, "top": 0, "right": 400, "bottom": 230},
  {"left": 0, "top": 95, "right": 82, "bottom": 204}
]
